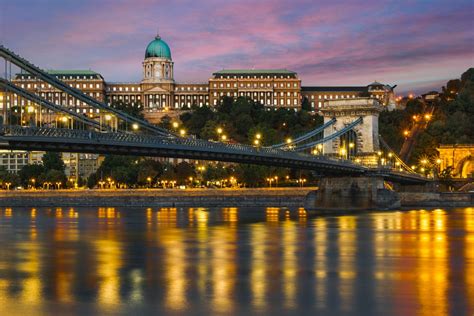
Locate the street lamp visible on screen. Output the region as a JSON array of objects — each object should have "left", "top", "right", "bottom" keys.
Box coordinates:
[
  {"left": 180, "top": 129, "right": 186, "bottom": 137},
  {"left": 216, "top": 127, "right": 223, "bottom": 134},
  {"left": 172, "top": 121, "right": 179, "bottom": 129},
  {"left": 221, "top": 134, "right": 227, "bottom": 141},
  {"left": 147, "top": 176, "right": 152, "bottom": 188},
  {"left": 132, "top": 123, "right": 139, "bottom": 131}
]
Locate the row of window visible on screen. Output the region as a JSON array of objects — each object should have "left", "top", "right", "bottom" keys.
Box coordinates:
[
  {"left": 216, "top": 75, "right": 295, "bottom": 79},
  {"left": 175, "top": 86, "right": 208, "bottom": 91},
  {"left": 212, "top": 82, "right": 298, "bottom": 89},
  {"left": 19, "top": 75, "right": 100, "bottom": 80},
  {"left": 108, "top": 86, "right": 141, "bottom": 92},
  {"left": 212, "top": 91, "right": 299, "bottom": 97},
  {"left": 19, "top": 83, "right": 102, "bottom": 90},
  {"left": 309, "top": 94, "right": 357, "bottom": 100}
]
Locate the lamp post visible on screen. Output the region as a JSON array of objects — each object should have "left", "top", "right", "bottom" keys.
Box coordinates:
[{"left": 147, "top": 176, "right": 152, "bottom": 188}]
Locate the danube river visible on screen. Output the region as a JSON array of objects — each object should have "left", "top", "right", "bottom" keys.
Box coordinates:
[{"left": 0, "top": 206, "right": 472, "bottom": 315}]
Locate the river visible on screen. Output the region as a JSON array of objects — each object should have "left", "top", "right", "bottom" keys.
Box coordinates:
[{"left": 0, "top": 206, "right": 472, "bottom": 315}]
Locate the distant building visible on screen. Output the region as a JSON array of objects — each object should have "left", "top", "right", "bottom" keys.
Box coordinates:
[
  {"left": 0, "top": 150, "right": 29, "bottom": 173},
  {"left": 210, "top": 69, "right": 301, "bottom": 109},
  {"left": 5, "top": 32, "right": 397, "bottom": 126},
  {"left": 62, "top": 153, "right": 103, "bottom": 181},
  {"left": 437, "top": 144, "right": 474, "bottom": 178},
  {"left": 301, "top": 81, "right": 396, "bottom": 112}
]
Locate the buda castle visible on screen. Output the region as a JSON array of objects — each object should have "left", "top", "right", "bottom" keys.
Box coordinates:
[{"left": 10, "top": 33, "right": 396, "bottom": 124}]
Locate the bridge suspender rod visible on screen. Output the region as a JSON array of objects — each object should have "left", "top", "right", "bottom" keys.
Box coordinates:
[
  {"left": 293, "top": 117, "right": 363, "bottom": 152},
  {"left": 0, "top": 45, "right": 174, "bottom": 137},
  {"left": 271, "top": 118, "right": 336, "bottom": 148},
  {"left": 378, "top": 135, "right": 417, "bottom": 174},
  {"left": 0, "top": 78, "right": 103, "bottom": 129}
]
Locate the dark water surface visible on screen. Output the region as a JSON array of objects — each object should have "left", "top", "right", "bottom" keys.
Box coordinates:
[{"left": 0, "top": 206, "right": 473, "bottom": 315}]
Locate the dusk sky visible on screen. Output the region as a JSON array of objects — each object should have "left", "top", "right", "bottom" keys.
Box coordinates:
[{"left": 1, "top": 0, "right": 473, "bottom": 94}]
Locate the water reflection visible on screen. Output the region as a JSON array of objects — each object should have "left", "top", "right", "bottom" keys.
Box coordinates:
[{"left": 0, "top": 206, "right": 472, "bottom": 315}]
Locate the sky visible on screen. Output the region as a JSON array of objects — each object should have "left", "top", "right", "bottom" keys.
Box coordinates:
[{"left": 1, "top": 0, "right": 473, "bottom": 95}]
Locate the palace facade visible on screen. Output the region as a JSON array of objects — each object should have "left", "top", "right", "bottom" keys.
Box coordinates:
[{"left": 7, "top": 33, "right": 396, "bottom": 125}]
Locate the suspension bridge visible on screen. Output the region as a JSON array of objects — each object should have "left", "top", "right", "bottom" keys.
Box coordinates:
[{"left": 0, "top": 44, "right": 428, "bottom": 189}]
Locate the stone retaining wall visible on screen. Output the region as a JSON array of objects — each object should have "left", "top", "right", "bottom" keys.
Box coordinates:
[
  {"left": 0, "top": 188, "right": 315, "bottom": 207},
  {"left": 400, "top": 192, "right": 474, "bottom": 207}
]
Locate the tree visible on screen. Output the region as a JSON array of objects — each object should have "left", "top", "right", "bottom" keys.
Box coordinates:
[
  {"left": 137, "top": 159, "right": 163, "bottom": 185},
  {"left": 18, "top": 164, "right": 44, "bottom": 186},
  {"left": 301, "top": 96, "right": 311, "bottom": 111},
  {"left": 175, "top": 161, "right": 195, "bottom": 184},
  {"left": 0, "top": 167, "right": 20, "bottom": 189},
  {"left": 42, "top": 152, "right": 65, "bottom": 172}
]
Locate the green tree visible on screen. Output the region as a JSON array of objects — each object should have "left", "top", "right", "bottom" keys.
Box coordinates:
[
  {"left": 19, "top": 164, "right": 44, "bottom": 187},
  {"left": 175, "top": 161, "right": 195, "bottom": 184},
  {"left": 301, "top": 96, "right": 311, "bottom": 111},
  {"left": 137, "top": 159, "right": 163, "bottom": 185},
  {"left": 42, "top": 152, "right": 65, "bottom": 172}
]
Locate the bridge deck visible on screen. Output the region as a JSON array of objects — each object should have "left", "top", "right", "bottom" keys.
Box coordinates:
[{"left": 0, "top": 126, "right": 429, "bottom": 184}]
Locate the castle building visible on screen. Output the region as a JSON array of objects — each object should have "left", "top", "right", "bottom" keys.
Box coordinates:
[{"left": 6, "top": 33, "right": 396, "bottom": 126}]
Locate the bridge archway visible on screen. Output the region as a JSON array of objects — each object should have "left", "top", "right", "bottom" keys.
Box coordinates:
[
  {"left": 320, "top": 98, "right": 383, "bottom": 156},
  {"left": 437, "top": 144, "right": 474, "bottom": 178},
  {"left": 339, "top": 130, "right": 358, "bottom": 157},
  {"left": 457, "top": 155, "right": 473, "bottom": 178}
]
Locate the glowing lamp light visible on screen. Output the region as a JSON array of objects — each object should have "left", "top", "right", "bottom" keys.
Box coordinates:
[
  {"left": 255, "top": 133, "right": 261, "bottom": 140},
  {"left": 132, "top": 123, "right": 139, "bottom": 130},
  {"left": 104, "top": 114, "right": 112, "bottom": 121},
  {"left": 172, "top": 122, "right": 179, "bottom": 128},
  {"left": 216, "top": 127, "right": 223, "bottom": 134},
  {"left": 179, "top": 129, "right": 186, "bottom": 136}
]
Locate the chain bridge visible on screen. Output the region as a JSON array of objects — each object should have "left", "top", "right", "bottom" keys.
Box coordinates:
[{"left": 0, "top": 45, "right": 428, "bottom": 189}]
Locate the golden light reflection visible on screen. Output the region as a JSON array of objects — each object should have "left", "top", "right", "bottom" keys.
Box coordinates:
[
  {"left": 314, "top": 218, "right": 328, "bottom": 309},
  {"left": 416, "top": 210, "right": 448, "bottom": 316},
  {"left": 250, "top": 225, "right": 267, "bottom": 310},
  {"left": 223, "top": 207, "right": 238, "bottom": 226},
  {"left": 282, "top": 220, "right": 297, "bottom": 309},
  {"left": 4, "top": 208, "right": 12, "bottom": 217},
  {"left": 211, "top": 225, "right": 237, "bottom": 313},
  {"left": 96, "top": 239, "right": 123, "bottom": 307},
  {"left": 465, "top": 208, "right": 474, "bottom": 307},
  {"left": 157, "top": 207, "right": 178, "bottom": 228},
  {"left": 17, "top": 243, "right": 41, "bottom": 304},
  {"left": 98, "top": 207, "right": 120, "bottom": 219},
  {"left": 298, "top": 208, "right": 307, "bottom": 223},
  {"left": 266, "top": 207, "right": 279, "bottom": 222},
  {"left": 162, "top": 228, "right": 187, "bottom": 311},
  {"left": 338, "top": 216, "right": 356, "bottom": 311}
]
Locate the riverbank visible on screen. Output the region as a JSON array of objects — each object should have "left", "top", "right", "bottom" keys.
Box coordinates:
[
  {"left": 0, "top": 188, "right": 316, "bottom": 207},
  {"left": 399, "top": 191, "right": 474, "bottom": 207},
  {"left": 0, "top": 188, "right": 472, "bottom": 209}
]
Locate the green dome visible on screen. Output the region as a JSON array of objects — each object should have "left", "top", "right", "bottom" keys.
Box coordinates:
[{"left": 145, "top": 35, "right": 171, "bottom": 59}]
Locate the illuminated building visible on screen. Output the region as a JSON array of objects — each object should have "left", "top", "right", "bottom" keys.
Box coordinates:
[{"left": 8, "top": 33, "right": 396, "bottom": 125}]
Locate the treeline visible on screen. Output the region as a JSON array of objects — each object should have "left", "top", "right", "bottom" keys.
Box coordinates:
[
  {"left": 161, "top": 96, "right": 322, "bottom": 145},
  {"left": 0, "top": 152, "right": 67, "bottom": 189},
  {"left": 380, "top": 68, "right": 474, "bottom": 166}
]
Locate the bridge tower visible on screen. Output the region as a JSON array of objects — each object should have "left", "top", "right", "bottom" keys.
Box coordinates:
[{"left": 320, "top": 98, "right": 383, "bottom": 157}]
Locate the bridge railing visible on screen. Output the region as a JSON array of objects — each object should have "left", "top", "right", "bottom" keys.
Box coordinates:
[{"left": 0, "top": 126, "right": 362, "bottom": 167}]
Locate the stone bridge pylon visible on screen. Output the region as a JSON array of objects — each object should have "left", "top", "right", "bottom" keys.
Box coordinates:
[{"left": 320, "top": 98, "right": 383, "bottom": 160}]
